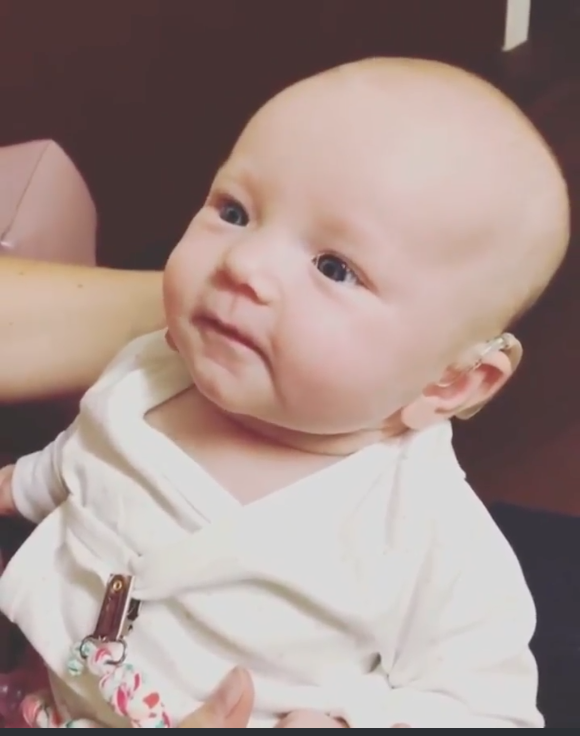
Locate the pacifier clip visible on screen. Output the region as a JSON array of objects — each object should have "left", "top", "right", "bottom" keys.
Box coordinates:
[{"left": 22, "top": 574, "right": 171, "bottom": 728}]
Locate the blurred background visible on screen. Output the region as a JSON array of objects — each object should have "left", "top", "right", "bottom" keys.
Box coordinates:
[{"left": 0, "top": 0, "right": 578, "bottom": 512}]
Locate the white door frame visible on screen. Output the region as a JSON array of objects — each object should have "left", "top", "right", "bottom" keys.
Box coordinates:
[{"left": 503, "top": 0, "right": 532, "bottom": 51}]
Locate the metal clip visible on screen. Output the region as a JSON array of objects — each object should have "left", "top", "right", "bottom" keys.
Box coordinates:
[{"left": 81, "top": 574, "right": 141, "bottom": 665}]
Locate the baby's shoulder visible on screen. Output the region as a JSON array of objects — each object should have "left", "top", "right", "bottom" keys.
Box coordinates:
[
  {"left": 396, "top": 422, "right": 499, "bottom": 543},
  {"left": 91, "top": 330, "right": 171, "bottom": 386},
  {"left": 79, "top": 330, "right": 179, "bottom": 408},
  {"left": 401, "top": 424, "right": 519, "bottom": 574}
]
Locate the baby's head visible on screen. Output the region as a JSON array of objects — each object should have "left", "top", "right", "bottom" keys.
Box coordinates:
[{"left": 164, "top": 58, "right": 569, "bottom": 451}]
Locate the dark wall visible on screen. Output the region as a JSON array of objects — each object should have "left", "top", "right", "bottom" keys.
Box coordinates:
[
  {"left": 18, "top": 1, "right": 580, "bottom": 509},
  {"left": 2, "top": 2, "right": 579, "bottom": 515},
  {"left": 0, "top": 0, "right": 507, "bottom": 270},
  {"left": 455, "top": 66, "right": 580, "bottom": 511}
]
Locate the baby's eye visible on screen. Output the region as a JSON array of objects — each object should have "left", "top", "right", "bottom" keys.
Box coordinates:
[
  {"left": 218, "top": 198, "right": 249, "bottom": 227},
  {"left": 312, "top": 253, "right": 360, "bottom": 285}
]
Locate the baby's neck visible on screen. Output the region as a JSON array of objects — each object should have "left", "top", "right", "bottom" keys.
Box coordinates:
[{"left": 204, "top": 396, "right": 407, "bottom": 457}]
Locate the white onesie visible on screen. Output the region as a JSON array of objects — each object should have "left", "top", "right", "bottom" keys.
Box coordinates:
[{"left": 0, "top": 332, "right": 542, "bottom": 727}]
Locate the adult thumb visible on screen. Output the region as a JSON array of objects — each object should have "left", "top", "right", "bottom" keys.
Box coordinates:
[{"left": 178, "top": 668, "right": 254, "bottom": 728}]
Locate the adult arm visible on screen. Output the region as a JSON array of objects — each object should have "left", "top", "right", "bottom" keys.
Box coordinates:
[{"left": 0, "top": 258, "right": 164, "bottom": 402}]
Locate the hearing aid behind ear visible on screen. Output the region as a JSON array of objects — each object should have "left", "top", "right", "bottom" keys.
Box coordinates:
[
  {"left": 468, "top": 333, "right": 517, "bottom": 371},
  {"left": 436, "top": 333, "right": 517, "bottom": 390},
  {"left": 401, "top": 333, "right": 519, "bottom": 430},
  {"left": 454, "top": 332, "right": 519, "bottom": 420}
]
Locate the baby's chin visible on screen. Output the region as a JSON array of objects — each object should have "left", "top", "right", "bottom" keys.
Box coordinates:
[
  {"left": 238, "top": 418, "right": 392, "bottom": 455},
  {"left": 190, "top": 367, "right": 272, "bottom": 424},
  {"left": 189, "top": 362, "right": 405, "bottom": 451},
  {"left": 203, "top": 398, "right": 395, "bottom": 455}
]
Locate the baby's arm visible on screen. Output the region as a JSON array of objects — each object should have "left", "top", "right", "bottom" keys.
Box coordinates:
[
  {"left": 333, "top": 491, "right": 542, "bottom": 728},
  {"left": 0, "top": 333, "right": 159, "bottom": 520},
  {"left": 0, "top": 424, "right": 75, "bottom": 522}
]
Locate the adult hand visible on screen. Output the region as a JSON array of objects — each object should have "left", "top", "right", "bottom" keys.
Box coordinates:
[
  {"left": 177, "top": 668, "right": 254, "bottom": 728},
  {"left": 274, "top": 710, "right": 347, "bottom": 727}
]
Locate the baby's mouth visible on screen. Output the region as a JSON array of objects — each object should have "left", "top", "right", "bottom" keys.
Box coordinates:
[{"left": 195, "top": 314, "right": 261, "bottom": 355}]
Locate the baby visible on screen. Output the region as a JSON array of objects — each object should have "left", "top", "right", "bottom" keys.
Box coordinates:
[{"left": 0, "top": 58, "right": 569, "bottom": 728}]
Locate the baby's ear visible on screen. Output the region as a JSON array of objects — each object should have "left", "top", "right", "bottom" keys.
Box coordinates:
[
  {"left": 455, "top": 334, "right": 522, "bottom": 419},
  {"left": 401, "top": 334, "right": 522, "bottom": 429}
]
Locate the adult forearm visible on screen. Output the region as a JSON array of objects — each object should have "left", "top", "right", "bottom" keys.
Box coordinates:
[{"left": 0, "top": 258, "right": 164, "bottom": 402}]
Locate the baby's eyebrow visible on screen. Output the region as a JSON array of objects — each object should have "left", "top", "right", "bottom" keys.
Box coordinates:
[
  {"left": 318, "top": 213, "right": 376, "bottom": 250},
  {"left": 213, "top": 161, "right": 229, "bottom": 180},
  {"left": 213, "top": 159, "right": 261, "bottom": 193}
]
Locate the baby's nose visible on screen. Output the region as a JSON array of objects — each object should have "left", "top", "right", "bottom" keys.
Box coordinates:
[{"left": 220, "top": 239, "right": 281, "bottom": 304}]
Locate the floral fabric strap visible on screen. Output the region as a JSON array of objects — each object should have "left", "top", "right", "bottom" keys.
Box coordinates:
[{"left": 21, "top": 640, "right": 171, "bottom": 728}]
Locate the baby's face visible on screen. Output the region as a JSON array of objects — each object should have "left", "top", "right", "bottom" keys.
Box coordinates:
[{"left": 164, "top": 72, "right": 480, "bottom": 436}]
